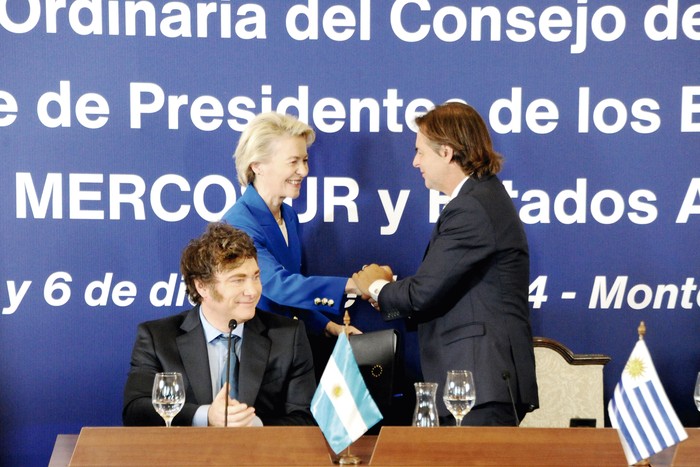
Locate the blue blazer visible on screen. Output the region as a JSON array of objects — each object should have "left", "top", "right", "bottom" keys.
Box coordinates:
[
  {"left": 222, "top": 185, "right": 347, "bottom": 335},
  {"left": 378, "top": 176, "right": 539, "bottom": 417}
]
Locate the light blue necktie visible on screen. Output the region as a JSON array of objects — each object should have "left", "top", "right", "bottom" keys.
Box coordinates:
[{"left": 218, "top": 334, "right": 240, "bottom": 399}]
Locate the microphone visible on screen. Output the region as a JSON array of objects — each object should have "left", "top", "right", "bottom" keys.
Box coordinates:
[
  {"left": 502, "top": 370, "right": 520, "bottom": 426},
  {"left": 224, "top": 319, "right": 238, "bottom": 427}
]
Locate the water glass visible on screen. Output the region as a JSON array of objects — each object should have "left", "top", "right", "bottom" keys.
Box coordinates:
[{"left": 152, "top": 372, "right": 185, "bottom": 427}]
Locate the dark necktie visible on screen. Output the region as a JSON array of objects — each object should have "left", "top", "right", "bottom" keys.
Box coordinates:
[{"left": 218, "top": 334, "right": 240, "bottom": 399}]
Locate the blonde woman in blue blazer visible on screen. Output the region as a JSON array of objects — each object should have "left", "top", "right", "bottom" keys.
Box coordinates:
[{"left": 222, "top": 112, "right": 362, "bottom": 338}]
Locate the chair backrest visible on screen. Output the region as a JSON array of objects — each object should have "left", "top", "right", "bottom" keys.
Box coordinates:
[
  {"left": 349, "top": 329, "right": 400, "bottom": 427},
  {"left": 520, "top": 337, "right": 611, "bottom": 428}
]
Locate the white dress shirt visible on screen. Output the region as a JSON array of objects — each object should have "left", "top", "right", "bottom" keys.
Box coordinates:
[{"left": 192, "top": 310, "right": 262, "bottom": 427}]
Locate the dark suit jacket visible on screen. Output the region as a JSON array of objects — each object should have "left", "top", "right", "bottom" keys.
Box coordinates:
[
  {"left": 222, "top": 185, "right": 347, "bottom": 335},
  {"left": 123, "top": 306, "right": 316, "bottom": 426},
  {"left": 378, "top": 176, "right": 539, "bottom": 417}
]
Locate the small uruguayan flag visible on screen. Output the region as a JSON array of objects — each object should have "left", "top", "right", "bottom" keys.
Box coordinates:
[
  {"left": 311, "top": 332, "right": 383, "bottom": 454},
  {"left": 608, "top": 339, "right": 688, "bottom": 465}
]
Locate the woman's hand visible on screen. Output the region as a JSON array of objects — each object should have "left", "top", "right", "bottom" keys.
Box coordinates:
[{"left": 324, "top": 321, "right": 362, "bottom": 337}]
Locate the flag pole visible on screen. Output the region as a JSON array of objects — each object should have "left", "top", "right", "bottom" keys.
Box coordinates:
[
  {"left": 338, "top": 309, "right": 362, "bottom": 465},
  {"left": 343, "top": 310, "right": 351, "bottom": 336},
  {"left": 633, "top": 321, "right": 652, "bottom": 467}
]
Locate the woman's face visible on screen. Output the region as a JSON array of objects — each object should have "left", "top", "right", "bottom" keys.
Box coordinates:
[{"left": 253, "top": 135, "right": 309, "bottom": 200}]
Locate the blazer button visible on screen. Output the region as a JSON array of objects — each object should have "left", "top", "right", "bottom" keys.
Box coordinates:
[
  {"left": 321, "top": 298, "right": 328, "bottom": 305},
  {"left": 314, "top": 298, "right": 321, "bottom": 305},
  {"left": 328, "top": 299, "right": 334, "bottom": 307}
]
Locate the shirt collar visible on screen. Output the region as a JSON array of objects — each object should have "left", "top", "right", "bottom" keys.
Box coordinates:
[
  {"left": 450, "top": 176, "right": 470, "bottom": 201},
  {"left": 199, "top": 307, "right": 244, "bottom": 342}
]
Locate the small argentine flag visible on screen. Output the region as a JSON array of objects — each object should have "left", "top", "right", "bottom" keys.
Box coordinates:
[
  {"left": 311, "top": 332, "right": 383, "bottom": 454},
  {"left": 608, "top": 337, "right": 688, "bottom": 465}
]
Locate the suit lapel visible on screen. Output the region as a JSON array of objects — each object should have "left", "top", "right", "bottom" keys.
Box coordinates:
[
  {"left": 176, "top": 306, "right": 213, "bottom": 404},
  {"left": 238, "top": 312, "right": 271, "bottom": 405},
  {"left": 282, "top": 209, "right": 303, "bottom": 271},
  {"left": 424, "top": 177, "right": 481, "bottom": 259},
  {"left": 242, "top": 186, "right": 301, "bottom": 271}
]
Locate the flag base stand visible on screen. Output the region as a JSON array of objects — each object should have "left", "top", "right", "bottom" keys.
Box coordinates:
[{"left": 338, "top": 450, "right": 361, "bottom": 465}]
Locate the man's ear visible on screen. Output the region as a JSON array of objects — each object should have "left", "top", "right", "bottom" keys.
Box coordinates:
[
  {"left": 442, "top": 145, "right": 455, "bottom": 163},
  {"left": 194, "top": 279, "right": 208, "bottom": 300}
]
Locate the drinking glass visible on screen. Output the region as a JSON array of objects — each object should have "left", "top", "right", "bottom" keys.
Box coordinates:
[
  {"left": 443, "top": 370, "right": 476, "bottom": 426},
  {"left": 694, "top": 372, "right": 700, "bottom": 411},
  {"left": 152, "top": 372, "right": 185, "bottom": 427}
]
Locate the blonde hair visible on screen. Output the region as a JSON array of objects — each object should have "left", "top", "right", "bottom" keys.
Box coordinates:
[{"left": 234, "top": 112, "right": 315, "bottom": 187}]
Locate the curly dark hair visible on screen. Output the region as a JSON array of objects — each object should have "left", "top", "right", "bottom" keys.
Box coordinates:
[{"left": 180, "top": 222, "right": 257, "bottom": 304}]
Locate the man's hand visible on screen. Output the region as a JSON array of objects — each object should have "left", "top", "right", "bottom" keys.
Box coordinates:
[
  {"left": 325, "top": 321, "right": 362, "bottom": 337},
  {"left": 352, "top": 264, "right": 393, "bottom": 298},
  {"left": 208, "top": 386, "right": 256, "bottom": 427}
]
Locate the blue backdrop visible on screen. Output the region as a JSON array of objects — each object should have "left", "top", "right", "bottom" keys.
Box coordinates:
[{"left": 1, "top": 1, "right": 699, "bottom": 465}]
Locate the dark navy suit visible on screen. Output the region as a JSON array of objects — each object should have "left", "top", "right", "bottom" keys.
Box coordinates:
[
  {"left": 378, "top": 175, "right": 539, "bottom": 418},
  {"left": 123, "top": 306, "right": 316, "bottom": 426}
]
